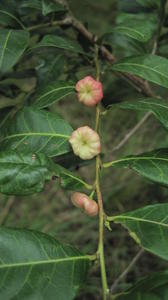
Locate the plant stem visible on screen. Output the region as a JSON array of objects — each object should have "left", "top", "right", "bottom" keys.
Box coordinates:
[
  {"left": 28, "top": 17, "right": 71, "bottom": 31},
  {"left": 95, "top": 105, "right": 100, "bottom": 131},
  {"left": 95, "top": 106, "right": 109, "bottom": 300},
  {"left": 96, "top": 154, "right": 109, "bottom": 300},
  {"left": 94, "top": 44, "right": 109, "bottom": 300}
]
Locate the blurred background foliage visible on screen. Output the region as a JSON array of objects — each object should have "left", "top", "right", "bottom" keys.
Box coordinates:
[{"left": 1, "top": 0, "right": 168, "bottom": 299}]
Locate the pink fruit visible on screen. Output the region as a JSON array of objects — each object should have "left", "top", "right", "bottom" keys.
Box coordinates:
[
  {"left": 71, "top": 192, "right": 98, "bottom": 217},
  {"left": 71, "top": 192, "right": 86, "bottom": 209},
  {"left": 83, "top": 198, "right": 99, "bottom": 217},
  {"left": 76, "top": 76, "right": 103, "bottom": 106}
]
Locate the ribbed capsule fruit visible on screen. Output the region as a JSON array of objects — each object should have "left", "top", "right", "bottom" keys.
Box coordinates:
[
  {"left": 76, "top": 76, "right": 103, "bottom": 107},
  {"left": 69, "top": 126, "right": 101, "bottom": 160}
]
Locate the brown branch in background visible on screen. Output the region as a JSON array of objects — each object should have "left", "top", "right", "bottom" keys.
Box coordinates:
[
  {"left": 110, "top": 249, "right": 144, "bottom": 294},
  {"left": 70, "top": 16, "right": 116, "bottom": 62}
]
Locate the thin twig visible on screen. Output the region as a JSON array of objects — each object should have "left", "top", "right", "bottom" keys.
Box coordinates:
[
  {"left": 111, "top": 111, "right": 152, "bottom": 153},
  {"left": 110, "top": 249, "right": 144, "bottom": 294},
  {"left": 28, "top": 17, "right": 71, "bottom": 31}
]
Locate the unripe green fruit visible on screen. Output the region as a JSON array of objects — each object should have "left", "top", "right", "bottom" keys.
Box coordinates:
[{"left": 69, "top": 126, "right": 101, "bottom": 160}]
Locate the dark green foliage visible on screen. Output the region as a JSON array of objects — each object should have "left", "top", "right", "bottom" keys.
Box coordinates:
[
  {"left": 0, "top": 0, "right": 168, "bottom": 299},
  {"left": 0, "top": 227, "right": 90, "bottom": 300}
]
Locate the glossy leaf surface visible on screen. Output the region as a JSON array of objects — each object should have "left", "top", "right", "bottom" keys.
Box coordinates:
[
  {"left": 54, "top": 164, "right": 92, "bottom": 191},
  {"left": 110, "top": 204, "right": 168, "bottom": 260},
  {"left": 0, "top": 227, "right": 90, "bottom": 300},
  {"left": 37, "top": 35, "right": 84, "bottom": 54},
  {"left": 113, "top": 98, "right": 168, "bottom": 130},
  {"left": 112, "top": 55, "right": 168, "bottom": 88},
  {"left": 103, "top": 149, "right": 168, "bottom": 186},
  {"left": 42, "top": 0, "right": 65, "bottom": 15},
  {"left": 0, "top": 107, "right": 73, "bottom": 157},
  {"left": 0, "top": 150, "right": 53, "bottom": 195},
  {"left": 0, "top": 29, "right": 29, "bottom": 73},
  {"left": 104, "top": 19, "right": 156, "bottom": 42},
  {"left": 33, "top": 81, "right": 75, "bottom": 109}
]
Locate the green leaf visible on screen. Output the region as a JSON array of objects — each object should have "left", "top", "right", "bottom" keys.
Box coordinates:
[
  {"left": 0, "top": 107, "right": 73, "bottom": 157},
  {"left": 20, "top": 0, "right": 42, "bottom": 10},
  {"left": 103, "top": 149, "right": 168, "bottom": 186},
  {"left": 0, "top": 227, "right": 90, "bottom": 299},
  {"left": 0, "top": 29, "right": 29, "bottom": 73},
  {"left": 109, "top": 204, "right": 168, "bottom": 261},
  {"left": 115, "top": 12, "right": 156, "bottom": 24},
  {"left": 0, "top": 150, "right": 53, "bottom": 195},
  {"left": 0, "top": 9, "right": 25, "bottom": 28},
  {"left": 104, "top": 19, "right": 156, "bottom": 43},
  {"left": 33, "top": 81, "right": 75, "bottom": 109},
  {"left": 36, "top": 35, "right": 85, "bottom": 54},
  {"left": 115, "top": 270, "right": 168, "bottom": 300},
  {"left": 54, "top": 164, "right": 92, "bottom": 191},
  {"left": 0, "top": 150, "right": 91, "bottom": 195},
  {"left": 104, "top": 34, "right": 146, "bottom": 57},
  {"left": 112, "top": 55, "right": 168, "bottom": 89},
  {"left": 112, "top": 98, "right": 168, "bottom": 130},
  {"left": 42, "top": 0, "right": 65, "bottom": 16}
]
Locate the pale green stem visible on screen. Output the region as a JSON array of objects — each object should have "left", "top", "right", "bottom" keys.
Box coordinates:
[{"left": 94, "top": 44, "right": 109, "bottom": 300}]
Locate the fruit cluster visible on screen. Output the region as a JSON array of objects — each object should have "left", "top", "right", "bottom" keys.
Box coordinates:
[{"left": 69, "top": 76, "right": 103, "bottom": 217}]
